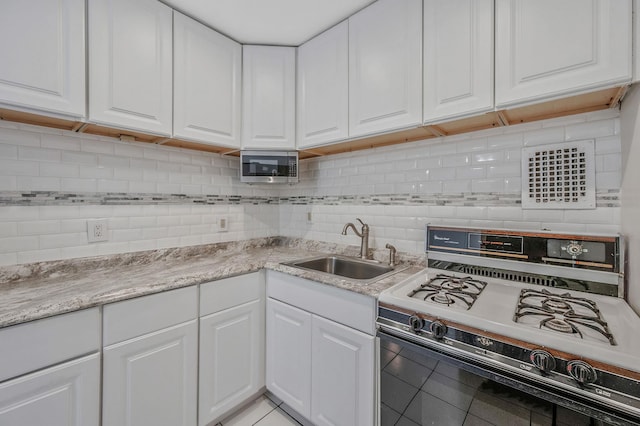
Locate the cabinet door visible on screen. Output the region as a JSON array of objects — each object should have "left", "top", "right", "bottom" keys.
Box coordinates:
[
  {"left": 242, "top": 46, "right": 296, "bottom": 149},
  {"left": 311, "top": 316, "right": 375, "bottom": 426},
  {"left": 423, "top": 0, "right": 494, "bottom": 123},
  {"left": 174, "top": 12, "right": 242, "bottom": 148},
  {"left": 89, "top": 0, "right": 173, "bottom": 135},
  {"left": 0, "top": 0, "right": 85, "bottom": 118},
  {"left": 199, "top": 299, "right": 265, "bottom": 425},
  {"left": 297, "top": 21, "right": 349, "bottom": 148},
  {"left": 103, "top": 321, "right": 197, "bottom": 426},
  {"left": 265, "top": 298, "right": 312, "bottom": 418},
  {"left": 349, "top": 0, "right": 422, "bottom": 137},
  {"left": 0, "top": 353, "right": 100, "bottom": 426},
  {"left": 495, "top": 0, "right": 632, "bottom": 108}
]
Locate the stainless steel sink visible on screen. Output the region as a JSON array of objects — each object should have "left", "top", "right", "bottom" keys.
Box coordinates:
[{"left": 283, "top": 255, "right": 405, "bottom": 282}]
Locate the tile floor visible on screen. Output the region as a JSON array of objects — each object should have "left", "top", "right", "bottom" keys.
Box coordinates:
[
  {"left": 380, "top": 339, "right": 607, "bottom": 426},
  {"left": 218, "top": 340, "right": 613, "bottom": 426},
  {"left": 216, "top": 394, "right": 303, "bottom": 426}
]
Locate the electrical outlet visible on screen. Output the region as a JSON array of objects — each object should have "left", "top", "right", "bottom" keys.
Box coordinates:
[
  {"left": 87, "top": 219, "right": 109, "bottom": 243},
  {"left": 218, "top": 216, "right": 228, "bottom": 232},
  {"left": 307, "top": 211, "right": 312, "bottom": 223}
]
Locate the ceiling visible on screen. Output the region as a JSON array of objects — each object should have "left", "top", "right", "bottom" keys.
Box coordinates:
[{"left": 162, "top": 0, "right": 375, "bottom": 46}]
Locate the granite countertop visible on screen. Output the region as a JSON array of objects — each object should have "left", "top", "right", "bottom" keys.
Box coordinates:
[{"left": 0, "top": 237, "right": 424, "bottom": 329}]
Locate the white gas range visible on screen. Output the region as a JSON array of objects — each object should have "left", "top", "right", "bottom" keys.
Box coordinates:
[{"left": 377, "top": 226, "right": 640, "bottom": 425}]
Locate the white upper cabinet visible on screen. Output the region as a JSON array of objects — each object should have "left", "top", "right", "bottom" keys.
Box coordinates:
[
  {"left": 423, "top": 0, "right": 494, "bottom": 123},
  {"left": 89, "top": 0, "right": 173, "bottom": 136},
  {"left": 495, "top": 0, "right": 632, "bottom": 108},
  {"left": 348, "top": 0, "right": 423, "bottom": 137},
  {"left": 0, "top": 0, "right": 85, "bottom": 118},
  {"left": 297, "top": 21, "right": 349, "bottom": 149},
  {"left": 174, "top": 12, "right": 242, "bottom": 148},
  {"left": 242, "top": 46, "right": 296, "bottom": 149}
]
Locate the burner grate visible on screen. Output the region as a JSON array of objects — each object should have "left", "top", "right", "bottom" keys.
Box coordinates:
[
  {"left": 514, "top": 288, "right": 615, "bottom": 345},
  {"left": 408, "top": 274, "right": 487, "bottom": 310}
]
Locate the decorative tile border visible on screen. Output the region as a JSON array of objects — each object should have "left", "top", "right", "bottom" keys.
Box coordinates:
[{"left": 0, "top": 190, "right": 620, "bottom": 207}]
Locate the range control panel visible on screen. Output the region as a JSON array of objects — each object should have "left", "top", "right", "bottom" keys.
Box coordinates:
[{"left": 426, "top": 226, "right": 620, "bottom": 273}]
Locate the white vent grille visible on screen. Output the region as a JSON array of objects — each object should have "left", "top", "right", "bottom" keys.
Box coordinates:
[{"left": 521, "top": 140, "right": 595, "bottom": 209}]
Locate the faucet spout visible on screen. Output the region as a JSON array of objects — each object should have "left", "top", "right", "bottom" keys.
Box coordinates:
[
  {"left": 341, "top": 223, "right": 362, "bottom": 237},
  {"left": 341, "top": 218, "right": 370, "bottom": 259}
]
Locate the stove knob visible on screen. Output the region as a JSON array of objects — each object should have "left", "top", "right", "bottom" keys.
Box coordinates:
[
  {"left": 567, "top": 360, "right": 597, "bottom": 385},
  {"left": 530, "top": 350, "right": 556, "bottom": 374},
  {"left": 429, "top": 321, "right": 447, "bottom": 339},
  {"left": 408, "top": 315, "right": 424, "bottom": 333}
]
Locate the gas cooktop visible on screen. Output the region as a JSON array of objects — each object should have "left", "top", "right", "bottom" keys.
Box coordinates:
[{"left": 377, "top": 226, "right": 640, "bottom": 422}]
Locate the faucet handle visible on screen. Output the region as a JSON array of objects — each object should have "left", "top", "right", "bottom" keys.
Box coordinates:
[{"left": 356, "top": 218, "right": 367, "bottom": 228}]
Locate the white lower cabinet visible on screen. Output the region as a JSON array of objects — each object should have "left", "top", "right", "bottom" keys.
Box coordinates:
[
  {"left": 0, "top": 308, "right": 101, "bottom": 426},
  {"left": 199, "top": 272, "right": 265, "bottom": 425},
  {"left": 0, "top": 353, "right": 100, "bottom": 426},
  {"left": 102, "top": 286, "right": 198, "bottom": 426},
  {"left": 266, "top": 298, "right": 313, "bottom": 418},
  {"left": 102, "top": 321, "right": 198, "bottom": 426},
  {"left": 266, "top": 271, "right": 376, "bottom": 426},
  {"left": 311, "top": 316, "right": 375, "bottom": 426}
]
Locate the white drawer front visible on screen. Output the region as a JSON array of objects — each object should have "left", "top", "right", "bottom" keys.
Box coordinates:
[
  {"left": 103, "top": 286, "right": 197, "bottom": 346},
  {"left": 200, "top": 272, "right": 264, "bottom": 316},
  {"left": 266, "top": 271, "right": 376, "bottom": 335},
  {"left": 0, "top": 308, "right": 100, "bottom": 382}
]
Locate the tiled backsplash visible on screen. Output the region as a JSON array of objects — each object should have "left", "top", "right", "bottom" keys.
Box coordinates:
[
  {"left": 281, "top": 109, "right": 622, "bottom": 254},
  {"left": 0, "top": 108, "right": 622, "bottom": 266}
]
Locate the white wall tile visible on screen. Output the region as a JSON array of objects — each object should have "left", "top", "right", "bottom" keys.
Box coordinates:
[
  {"left": 472, "top": 178, "right": 504, "bottom": 193},
  {"left": 40, "top": 162, "right": 79, "bottom": 178},
  {"left": 0, "top": 159, "right": 39, "bottom": 176},
  {"left": 99, "top": 155, "right": 129, "bottom": 168},
  {"left": 17, "top": 248, "right": 61, "bottom": 264},
  {"left": 0, "top": 176, "right": 17, "bottom": 191},
  {"left": 0, "top": 144, "right": 18, "bottom": 159},
  {"left": 81, "top": 139, "right": 114, "bottom": 154},
  {"left": 523, "top": 127, "right": 565, "bottom": 146},
  {"left": 16, "top": 176, "right": 60, "bottom": 191},
  {"left": 443, "top": 179, "right": 472, "bottom": 193},
  {"left": 596, "top": 172, "right": 621, "bottom": 189},
  {"left": 129, "top": 181, "right": 157, "bottom": 193},
  {"left": 42, "top": 134, "right": 82, "bottom": 151},
  {"left": 566, "top": 119, "right": 615, "bottom": 141},
  {"left": 62, "top": 151, "right": 98, "bottom": 165},
  {"left": 504, "top": 177, "right": 522, "bottom": 193},
  {"left": 487, "top": 133, "right": 523, "bottom": 149},
  {"left": 40, "top": 232, "right": 86, "bottom": 249},
  {"left": 17, "top": 220, "right": 60, "bottom": 236},
  {"left": 486, "top": 162, "right": 521, "bottom": 178},
  {"left": 0, "top": 236, "right": 39, "bottom": 253},
  {"left": 0, "top": 222, "right": 18, "bottom": 237},
  {"left": 472, "top": 151, "right": 504, "bottom": 164},
  {"left": 114, "top": 143, "right": 145, "bottom": 158},
  {"left": 97, "top": 179, "right": 128, "bottom": 193},
  {"left": 18, "top": 146, "right": 61, "bottom": 162}
]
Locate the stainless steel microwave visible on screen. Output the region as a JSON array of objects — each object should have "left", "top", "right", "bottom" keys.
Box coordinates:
[{"left": 240, "top": 150, "right": 298, "bottom": 184}]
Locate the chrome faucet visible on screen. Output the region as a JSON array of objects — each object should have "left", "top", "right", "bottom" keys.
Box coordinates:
[{"left": 342, "top": 218, "right": 370, "bottom": 259}]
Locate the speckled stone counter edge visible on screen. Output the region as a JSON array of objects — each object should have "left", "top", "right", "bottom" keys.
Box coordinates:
[{"left": 0, "top": 238, "right": 425, "bottom": 329}]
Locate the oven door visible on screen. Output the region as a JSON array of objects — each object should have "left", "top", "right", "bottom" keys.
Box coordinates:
[{"left": 377, "top": 329, "right": 638, "bottom": 426}]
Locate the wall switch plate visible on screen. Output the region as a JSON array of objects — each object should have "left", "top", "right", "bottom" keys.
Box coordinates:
[
  {"left": 218, "top": 216, "right": 228, "bottom": 232},
  {"left": 307, "top": 211, "right": 312, "bottom": 223},
  {"left": 87, "top": 218, "right": 109, "bottom": 242}
]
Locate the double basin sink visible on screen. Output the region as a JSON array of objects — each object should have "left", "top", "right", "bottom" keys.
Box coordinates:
[{"left": 282, "top": 255, "right": 406, "bottom": 283}]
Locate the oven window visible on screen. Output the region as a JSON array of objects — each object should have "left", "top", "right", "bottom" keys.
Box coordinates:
[{"left": 380, "top": 338, "right": 617, "bottom": 426}]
